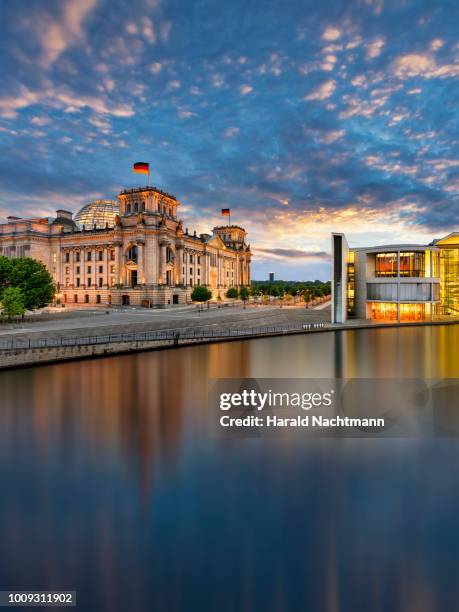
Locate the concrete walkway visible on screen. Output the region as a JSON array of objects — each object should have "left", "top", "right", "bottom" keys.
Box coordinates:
[{"left": 0, "top": 304, "right": 331, "bottom": 343}]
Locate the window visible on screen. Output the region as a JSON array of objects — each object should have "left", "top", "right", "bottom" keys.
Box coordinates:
[
  {"left": 87, "top": 251, "right": 92, "bottom": 261},
  {"left": 65, "top": 253, "right": 70, "bottom": 263},
  {"left": 84, "top": 294, "right": 89, "bottom": 304},
  {"left": 110, "top": 265, "right": 115, "bottom": 274},
  {"left": 134, "top": 202, "right": 138, "bottom": 213},
  {"left": 87, "top": 266, "right": 91, "bottom": 274},
  {"left": 98, "top": 278, "right": 103, "bottom": 287},
  {"left": 190, "top": 255, "right": 193, "bottom": 263},
  {"left": 74, "top": 294, "right": 78, "bottom": 303},
  {"left": 110, "top": 250, "right": 115, "bottom": 261},
  {"left": 76, "top": 266, "right": 80, "bottom": 274},
  {"left": 375, "top": 253, "right": 397, "bottom": 277},
  {"left": 367, "top": 283, "right": 398, "bottom": 301},
  {"left": 96, "top": 295, "right": 101, "bottom": 304},
  {"left": 87, "top": 278, "right": 91, "bottom": 287},
  {"left": 126, "top": 245, "right": 138, "bottom": 262},
  {"left": 65, "top": 266, "right": 70, "bottom": 275},
  {"left": 399, "top": 283, "right": 432, "bottom": 301},
  {"left": 76, "top": 252, "right": 80, "bottom": 262},
  {"left": 98, "top": 265, "right": 103, "bottom": 274},
  {"left": 76, "top": 278, "right": 80, "bottom": 287},
  {"left": 65, "top": 278, "right": 70, "bottom": 287},
  {"left": 127, "top": 203, "right": 131, "bottom": 214},
  {"left": 141, "top": 201, "right": 145, "bottom": 211},
  {"left": 399, "top": 252, "right": 425, "bottom": 278},
  {"left": 190, "top": 267, "right": 193, "bottom": 275},
  {"left": 197, "top": 256, "right": 201, "bottom": 264},
  {"left": 110, "top": 277, "right": 115, "bottom": 287},
  {"left": 98, "top": 251, "right": 103, "bottom": 261}
]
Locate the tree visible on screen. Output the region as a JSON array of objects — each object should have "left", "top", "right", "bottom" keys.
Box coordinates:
[
  {"left": 1, "top": 286, "right": 25, "bottom": 318},
  {"left": 191, "top": 285, "right": 212, "bottom": 304},
  {"left": 226, "top": 287, "right": 239, "bottom": 299},
  {"left": 4, "top": 257, "right": 55, "bottom": 309},
  {"left": 239, "top": 286, "right": 250, "bottom": 303}
]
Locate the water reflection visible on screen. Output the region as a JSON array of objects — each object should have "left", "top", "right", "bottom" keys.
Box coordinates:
[{"left": 0, "top": 326, "right": 458, "bottom": 611}]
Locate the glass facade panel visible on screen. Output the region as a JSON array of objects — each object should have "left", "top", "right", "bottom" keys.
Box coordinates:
[
  {"left": 367, "top": 283, "right": 397, "bottom": 301},
  {"left": 375, "top": 253, "right": 397, "bottom": 277},
  {"left": 399, "top": 283, "right": 431, "bottom": 301},
  {"left": 370, "top": 302, "right": 398, "bottom": 320},
  {"left": 347, "top": 251, "right": 355, "bottom": 316},
  {"left": 440, "top": 248, "right": 459, "bottom": 315},
  {"left": 399, "top": 252, "right": 425, "bottom": 277}
]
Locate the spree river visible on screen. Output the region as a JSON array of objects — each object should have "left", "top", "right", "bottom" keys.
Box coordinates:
[{"left": 0, "top": 326, "right": 459, "bottom": 611}]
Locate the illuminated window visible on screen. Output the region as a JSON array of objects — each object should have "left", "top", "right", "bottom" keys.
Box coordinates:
[{"left": 375, "top": 253, "right": 397, "bottom": 277}]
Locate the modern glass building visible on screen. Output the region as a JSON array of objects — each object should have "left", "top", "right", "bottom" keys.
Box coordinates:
[
  {"left": 332, "top": 232, "right": 459, "bottom": 323},
  {"left": 74, "top": 200, "right": 119, "bottom": 229}
]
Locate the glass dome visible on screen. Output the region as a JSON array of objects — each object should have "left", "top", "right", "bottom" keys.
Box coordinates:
[{"left": 74, "top": 200, "right": 119, "bottom": 229}]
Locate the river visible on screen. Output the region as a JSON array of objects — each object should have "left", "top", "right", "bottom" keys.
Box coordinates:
[{"left": 0, "top": 325, "right": 458, "bottom": 611}]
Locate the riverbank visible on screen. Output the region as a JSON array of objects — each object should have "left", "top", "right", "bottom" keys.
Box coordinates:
[{"left": 0, "top": 311, "right": 458, "bottom": 370}]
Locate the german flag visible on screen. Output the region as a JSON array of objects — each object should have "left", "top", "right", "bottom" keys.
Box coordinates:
[
  {"left": 133, "top": 162, "right": 150, "bottom": 174},
  {"left": 221, "top": 208, "right": 230, "bottom": 216}
]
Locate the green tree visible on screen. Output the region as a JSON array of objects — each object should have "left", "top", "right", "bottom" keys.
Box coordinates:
[
  {"left": 6, "top": 258, "right": 55, "bottom": 309},
  {"left": 226, "top": 287, "right": 239, "bottom": 299},
  {"left": 191, "top": 285, "right": 212, "bottom": 303},
  {"left": 0, "top": 256, "right": 12, "bottom": 288},
  {"left": 239, "top": 286, "right": 250, "bottom": 303},
  {"left": 250, "top": 285, "right": 260, "bottom": 297},
  {"left": 1, "top": 286, "right": 25, "bottom": 318}
]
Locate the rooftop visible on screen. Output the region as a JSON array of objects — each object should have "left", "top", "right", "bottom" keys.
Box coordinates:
[{"left": 119, "top": 186, "right": 178, "bottom": 201}]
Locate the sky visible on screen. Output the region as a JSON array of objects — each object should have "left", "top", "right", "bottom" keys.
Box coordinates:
[{"left": 1, "top": 0, "right": 458, "bottom": 280}]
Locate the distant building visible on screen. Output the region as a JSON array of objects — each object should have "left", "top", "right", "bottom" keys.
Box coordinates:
[
  {"left": 0, "top": 185, "right": 251, "bottom": 307},
  {"left": 331, "top": 232, "right": 459, "bottom": 323},
  {"left": 269, "top": 272, "right": 274, "bottom": 282}
]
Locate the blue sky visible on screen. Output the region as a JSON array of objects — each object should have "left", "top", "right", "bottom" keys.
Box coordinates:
[{"left": 1, "top": 0, "right": 458, "bottom": 280}]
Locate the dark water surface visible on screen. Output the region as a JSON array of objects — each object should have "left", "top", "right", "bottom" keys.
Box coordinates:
[{"left": 1, "top": 326, "right": 459, "bottom": 611}]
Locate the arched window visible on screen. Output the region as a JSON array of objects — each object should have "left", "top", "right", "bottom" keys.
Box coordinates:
[
  {"left": 166, "top": 246, "right": 174, "bottom": 263},
  {"left": 141, "top": 201, "right": 145, "bottom": 211},
  {"left": 126, "top": 203, "right": 131, "bottom": 214},
  {"left": 127, "top": 245, "right": 138, "bottom": 262},
  {"left": 134, "top": 202, "right": 138, "bottom": 213}
]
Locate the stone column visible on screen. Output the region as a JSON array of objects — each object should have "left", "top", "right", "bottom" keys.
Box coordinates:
[
  {"left": 137, "top": 242, "right": 145, "bottom": 285},
  {"left": 159, "top": 242, "right": 167, "bottom": 285},
  {"left": 105, "top": 248, "right": 110, "bottom": 288},
  {"left": 176, "top": 246, "right": 183, "bottom": 285},
  {"left": 70, "top": 251, "right": 75, "bottom": 288},
  {"left": 81, "top": 250, "right": 87, "bottom": 288}
]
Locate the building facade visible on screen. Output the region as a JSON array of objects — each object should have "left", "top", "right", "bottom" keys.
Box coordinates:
[
  {"left": 332, "top": 232, "right": 459, "bottom": 323},
  {"left": 0, "top": 186, "right": 251, "bottom": 307}
]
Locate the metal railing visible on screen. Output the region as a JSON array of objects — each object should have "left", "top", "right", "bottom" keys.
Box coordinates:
[{"left": 0, "top": 322, "right": 329, "bottom": 351}]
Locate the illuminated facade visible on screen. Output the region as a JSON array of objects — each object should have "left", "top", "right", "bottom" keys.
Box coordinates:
[
  {"left": 332, "top": 232, "right": 459, "bottom": 323},
  {"left": 0, "top": 186, "right": 251, "bottom": 307}
]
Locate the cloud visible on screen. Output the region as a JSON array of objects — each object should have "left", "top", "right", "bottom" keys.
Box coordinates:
[
  {"left": 255, "top": 247, "right": 329, "bottom": 260},
  {"left": 392, "top": 53, "right": 459, "bottom": 79},
  {"left": 239, "top": 84, "right": 253, "bottom": 95},
  {"left": 322, "top": 27, "right": 341, "bottom": 41},
  {"left": 223, "top": 127, "right": 239, "bottom": 137},
  {"left": 149, "top": 61, "right": 162, "bottom": 74},
  {"left": 365, "top": 37, "right": 385, "bottom": 60},
  {"left": 304, "top": 80, "right": 336, "bottom": 101},
  {"left": 36, "top": 0, "right": 98, "bottom": 67},
  {"left": 141, "top": 16, "right": 156, "bottom": 43}
]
